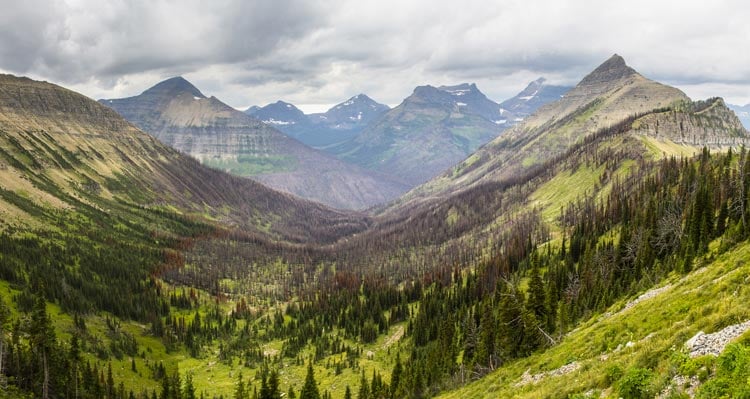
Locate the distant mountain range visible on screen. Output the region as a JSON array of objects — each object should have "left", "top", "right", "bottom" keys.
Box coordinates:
[
  {"left": 728, "top": 103, "right": 750, "bottom": 129},
  {"left": 321, "top": 81, "right": 570, "bottom": 186},
  {"left": 246, "top": 94, "right": 390, "bottom": 147},
  {"left": 246, "top": 81, "right": 571, "bottom": 186},
  {"left": 100, "top": 77, "right": 408, "bottom": 210}
]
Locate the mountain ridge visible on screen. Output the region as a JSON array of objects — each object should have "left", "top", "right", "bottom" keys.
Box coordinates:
[
  {"left": 399, "top": 54, "right": 695, "bottom": 205},
  {"left": 101, "top": 78, "right": 409, "bottom": 210},
  {"left": 0, "top": 73, "right": 367, "bottom": 242}
]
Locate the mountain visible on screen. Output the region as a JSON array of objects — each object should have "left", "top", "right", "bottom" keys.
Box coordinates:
[
  {"left": 101, "top": 77, "right": 408, "bottom": 210},
  {"left": 327, "top": 83, "right": 508, "bottom": 186},
  {"left": 728, "top": 103, "right": 750, "bottom": 129},
  {"left": 0, "top": 73, "right": 365, "bottom": 242},
  {"left": 245, "top": 105, "right": 261, "bottom": 114},
  {"left": 307, "top": 94, "right": 390, "bottom": 146},
  {"left": 498, "top": 77, "right": 571, "bottom": 120},
  {"left": 406, "top": 54, "right": 703, "bottom": 201},
  {"left": 4, "top": 56, "right": 750, "bottom": 399},
  {"left": 244, "top": 100, "right": 312, "bottom": 138},
  {"left": 245, "top": 94, "right": 390, "bottom": 148}
]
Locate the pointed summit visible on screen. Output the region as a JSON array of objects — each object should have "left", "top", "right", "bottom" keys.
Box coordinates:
[
  {"left": 143, "top": 76, "right": 205, "bottom": 99},
  {"left": 579, "top": 54, "right": 637, "bottom": 86},
  {"left": 516, "top": 77, "right": 548, "bottom": 98}
]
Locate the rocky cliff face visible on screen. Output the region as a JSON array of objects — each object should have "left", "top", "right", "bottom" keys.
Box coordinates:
[{"left": 631, "top": 98, "right": 749, "bottom": 146}]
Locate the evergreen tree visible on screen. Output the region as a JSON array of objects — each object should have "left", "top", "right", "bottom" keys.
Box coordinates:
[
  {"left": 389, "top": 356, "right": 402, "bottom": 399},
  {"left": 527, "top": 262, "right": 547, "bottom": 321},
  {"left": 183, "top": 372, "right": 196, "bottom": 399},
  {"left": 357, "top": 370, "right": 369, "bottom": 399},
  {"left": 234, "top": 372, "right": 247, "bottom": 399},
  {"left": 29, "top": 295, "right": 56, "bottom": 399},
  {"left": 260, "top": 370, "right": 280, "bottom": 399},
  {"left": 299, "top": 363, "right": 320, "bottom": 399},
  {"left": 474, "top": 300, "right": 496, "bottom": 369}
]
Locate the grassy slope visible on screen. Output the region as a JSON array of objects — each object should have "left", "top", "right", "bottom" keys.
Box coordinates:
[{"left": 437, "top": 238, "right": 750, "bottom": 399}]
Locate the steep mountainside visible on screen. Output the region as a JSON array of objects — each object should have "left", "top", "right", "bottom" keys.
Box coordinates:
[
  {"left": 728, "top": 103, "right": 750, "bottom": 129},
  {"left": 404, "top": 54, "right": 694, "bottom": 203},
  {"left": 0, "top": 74, "right": 366, "bottom": 242},
  {"left": 102, "top": 77, "right": 408, "bottom": 209},
  {"left": 328, "top": 83, "right": 508, "bottom": 186}
]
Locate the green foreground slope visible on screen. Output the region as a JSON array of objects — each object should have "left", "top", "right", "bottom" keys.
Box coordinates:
[{"left": 438, "top": 238, "right": 750, "bottom": 398}]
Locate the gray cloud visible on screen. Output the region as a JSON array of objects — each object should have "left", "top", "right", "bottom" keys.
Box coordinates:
[{"left": 1, "top": 0, "right": 749, "bottom": 109}]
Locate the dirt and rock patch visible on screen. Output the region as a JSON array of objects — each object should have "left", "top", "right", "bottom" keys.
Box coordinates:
[
  {"left": 621, "top": 284, "right": 673, "bottom": 313},
  {"left": 515, "top": 361, "right": 580, "bottom": 387},
  {"left": 685, "top": 320, "right": 750, "bottom": 357}
]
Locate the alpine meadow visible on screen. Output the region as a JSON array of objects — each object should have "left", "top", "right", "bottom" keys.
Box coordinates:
[{"left": 1, "top": 1, "right": 750, "bottom": 399}]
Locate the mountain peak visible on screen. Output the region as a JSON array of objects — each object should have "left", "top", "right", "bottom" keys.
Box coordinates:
[
  {"left": 269, "top": 100, "right": 303, "bottom": 113},
  {"left": 516, "top": 77, "right": 549, "bottom": 98},
  {"left": 349, "top": 94, "right": 374, "bottom": 103},
  {"left": 438, "top": 83, "right": 479, "bottom": 95},
  {"left": 245, "top": 105, "right": 261, "bottom": 114},
  {"left": 332, "top": 93, "right": 383, "bottom": 110},
  {"left": 143, "top": 76, "right": 205, "bottom": 99},
  {"left": 579, "top": 54, "right": 637, "bottom": 86}
]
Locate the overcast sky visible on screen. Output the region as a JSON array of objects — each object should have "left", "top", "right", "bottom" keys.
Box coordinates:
[{"left": 1, "top": 0, "right": 748, "bottom": 112}]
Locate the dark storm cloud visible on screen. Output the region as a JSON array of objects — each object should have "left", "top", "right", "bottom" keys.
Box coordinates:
[{"left": 1, "top": 0, "right": 749, "bottom": 109}]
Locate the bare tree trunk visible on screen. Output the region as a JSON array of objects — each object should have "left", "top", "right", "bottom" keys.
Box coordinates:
[
  {"left": 43, "top": 351, "right": 49, "bottom": 399},
  {"left": 0, "top": 338, "right": 5, "bottom": 388}
]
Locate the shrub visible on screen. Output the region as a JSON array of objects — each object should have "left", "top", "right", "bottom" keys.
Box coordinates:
[{"left": 617, "top": 367, "right": 654, "bottom": 399}]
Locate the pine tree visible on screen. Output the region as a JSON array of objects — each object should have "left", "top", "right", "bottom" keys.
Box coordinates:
[
  {"left": 234, "top": 372, "right": 247, "bottom": 399},
  {"left": 183, "top": 372, "right": 196, "bottom": 399},
  {"left": 474, "top": 300, "right": 496, "bottom": 369},
  {"left": 389, "top": 356, "right": 402, "bottom": 399},
  {"left": 260, "top": 370, "right": 280, "bottom": 399},
  {"left": 527, "top": 262, "right": 547, "bottom": 321},
  {"left": 299, "top": 363, "right": 320, "bottom": 399},
  {"left": 357, "top": 370, "right": 369, "bottom": 399},
  {"left": 29, "top": 295, "right": 56, "bottom": 399}
]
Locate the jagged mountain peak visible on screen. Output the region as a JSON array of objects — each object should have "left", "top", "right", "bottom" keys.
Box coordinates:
[
  {"left": 250, "top": 101, "right": 307, "bottom": 124},
  {"left": 438, "top": 82, "right": 479, "bottom": 94},
  {"left": 245, "top": 105, "right": 261, "bottom": 114},
  {"left": 142, "top": 76, "right": 205, "bottom": 99},
  {"left": 520, "top": 77, "right": 547, "bottom": 92},
  {"left": 579, "top": 54, "right": 637, "bottom": 86},
  {"left": 329, "top": 93, "right": 388, "bottom": 113},
  {"left": 409, "top": 83, "right": 488, "bottom": 106}
]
